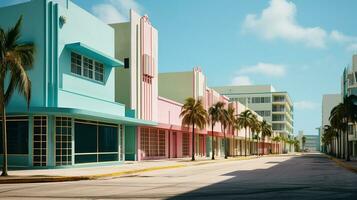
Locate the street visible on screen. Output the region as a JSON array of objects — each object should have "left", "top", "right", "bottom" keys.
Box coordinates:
[{"left": 0, "top": 154, "right": 356, "bottom": 199}]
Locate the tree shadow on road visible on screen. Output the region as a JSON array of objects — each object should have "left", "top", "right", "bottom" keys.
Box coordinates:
[{"left": 168, "top": 154, "right": 357, "bottom": 200}]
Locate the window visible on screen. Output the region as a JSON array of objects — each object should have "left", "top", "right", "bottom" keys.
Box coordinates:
[
  {"left": 71, "top": 52, "right": 81, "bottom": 75},
  {"left": 55, "top": 117, "right": 72, "bottom": 166},
  {"left": 273, "top": 96, "right": 285, "bottom": 102},
  {"left": 252, "top": 97, "right": 271, "bottom": 104},
  {"left": 124, "top": 58, "right": 129, "bottom": 69},
  {"left": 71, "top": 52, "right": 104, "bottom": 82},
  {"left": 272, "top": 114, "right": 285, "bottom": 121},
  {"left": 95, "top": 62, "right": 104, "bottom": 82},
  {"left": 272, "top": 123, "right": 285, "bottom": 131},
  {"left": 74, "top": 119, "right": 118, "bottom": 164},
  {"left": 256, "top": 110, "right": 271, "bottom": 117},
  {"left": 182, "top": 132, "right": 190, "bottom": 156},
  {"left": 83, "top": 57, "right": 93, "bottom": 79},
  {"left": 33, "top": 116, "right": 47, "bottom": 166},
  {"left": 140, "top": 128, "right": 166, "bottom": 158},
  {"left": 0, "top": 116, "right": 29, "bottom": 155},
  {"left": 272, "top": 105, "right": 285, "bottom": 112}
]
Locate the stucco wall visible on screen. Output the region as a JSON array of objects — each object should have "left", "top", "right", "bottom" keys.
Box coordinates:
[{"left": 0, "top": 0, "right": 46, "bottom": 110}]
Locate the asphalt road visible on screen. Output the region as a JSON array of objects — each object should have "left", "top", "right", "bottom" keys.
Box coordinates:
[{"left": 0, "top": 154, "right": 356, "bottom": 200}]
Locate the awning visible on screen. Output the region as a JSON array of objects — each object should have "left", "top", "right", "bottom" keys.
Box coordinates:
[
  {"left": 65, "top": 42, "right": 123, "bottom": 67},
  {"left": 8, "top": 107, "right": 157, "bottom": 126}
]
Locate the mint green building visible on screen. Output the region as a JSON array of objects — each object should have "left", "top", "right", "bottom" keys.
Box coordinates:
[{"left": 0, "top": 0, "right": 154, "bottom": 168}]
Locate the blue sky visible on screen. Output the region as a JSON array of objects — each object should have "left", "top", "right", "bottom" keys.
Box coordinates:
[{"left": 2, "top": 0, "right": 357, "bottom": 135}]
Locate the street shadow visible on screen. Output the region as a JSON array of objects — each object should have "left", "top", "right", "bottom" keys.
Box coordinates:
[{"left": 168, "top": 154, "right": 357, "bottom": 200}]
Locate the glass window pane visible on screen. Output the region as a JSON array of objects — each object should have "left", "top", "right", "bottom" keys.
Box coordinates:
[
  {"left": 75, "top": 123, "right": 97, "bottom": 153},
  {"left": 75, "top": 154, "right": 97, "bottom": 164},
  {"left": 99, "top": 154, "right": 118, "bottom": 162},
  {"left": 98, "top": 126, "right": 118, "bottom": 152}
]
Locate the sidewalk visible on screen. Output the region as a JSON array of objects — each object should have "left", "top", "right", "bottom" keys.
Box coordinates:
[
  {"left": 0, "top": 156, "right": 258, "bottom": 184},
  {"left": 326, "top": 155, "right": 357, "bottom": 173}
]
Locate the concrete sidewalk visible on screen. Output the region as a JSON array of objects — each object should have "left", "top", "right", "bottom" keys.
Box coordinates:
[
  {"left": 0, "top": 156, "right": 258, "bottom": 184},
  {"left": 327, "top": 156, "right": 357, "bottom": 173}
]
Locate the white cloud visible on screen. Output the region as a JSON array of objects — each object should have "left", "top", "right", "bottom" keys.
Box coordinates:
[
  {"left": 238, "top": 62, "right": 286, "bottom": 77},
  {"left": 294, "top": 101, "right": 317, "bottom": 110},
  {"left": 92, "top": 0, "right": 143, "bottom": 24},
  {"left": 231, "top": 76, "right": 253, "bottom": 86},
  {"left": 330, "top": 30, "right": 357, "bottom": 43},
  {"left": 242, "top": 0, "right": 327, "bottom": 48},
  {"left": 92, "top": 4, "right": 126, "bottom": 24}
]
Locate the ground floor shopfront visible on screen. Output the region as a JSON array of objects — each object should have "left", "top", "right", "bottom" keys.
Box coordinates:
[
  {"left": 0, "top": 110, "right": 152, "bottom": 168},
  {"left": 134, "top": 128, "right": 281, "bottom": 161},
  {"left": 135, "top": 127, "right": 207, "bottom": 161}
]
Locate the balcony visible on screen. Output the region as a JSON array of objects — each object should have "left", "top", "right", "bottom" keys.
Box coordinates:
[{"left": 273, "top": 96, "right": 285, "bottom": 102}]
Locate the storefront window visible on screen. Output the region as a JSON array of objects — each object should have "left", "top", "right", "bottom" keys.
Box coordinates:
[
  {"left": 74, "top": 119, "right": 118, "bottom": 164},
  {"left": 0, "top": 116, "right": 29, "bottom": 155},
  {"left": 55, "top": 117, "right": 72, "bottom": 166},
  {"left": 33, "top": 116, "right": 47, "bottom": 166}
]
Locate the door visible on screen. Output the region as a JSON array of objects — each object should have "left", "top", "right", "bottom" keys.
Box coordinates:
[{"left": 172, "top": 132, "right": 177, "bottom": 158}]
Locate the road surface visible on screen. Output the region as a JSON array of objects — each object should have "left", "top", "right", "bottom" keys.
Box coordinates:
[{"left": 0, "top": 154, "right": 356, "bottom": 199}]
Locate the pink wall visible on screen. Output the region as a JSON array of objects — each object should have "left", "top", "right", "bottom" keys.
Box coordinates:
[{"left": 157, "top": 96, "right": 183, "bottom": 126}]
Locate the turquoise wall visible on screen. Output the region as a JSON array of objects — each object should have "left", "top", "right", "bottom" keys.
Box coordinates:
[
  {"left": 0, "top": 0, "right": 125, "bottom": 117},
  {"left": 0, "top": 0, "right": 130, "bottom": 168},
  {"left": 0, "top": 0, "right": 47, "bottom": 110},
  {"left": 124, "top": 126, "right": 137, "bottom": 161}
]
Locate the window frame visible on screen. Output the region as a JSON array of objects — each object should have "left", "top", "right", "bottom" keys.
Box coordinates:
[{"left": 70, "top": 52, "right": 105, "bottom": 83}]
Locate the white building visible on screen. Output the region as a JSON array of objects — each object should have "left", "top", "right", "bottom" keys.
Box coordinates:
[{"left": 213, "top": 85, "right": 294, "bottom": 148}]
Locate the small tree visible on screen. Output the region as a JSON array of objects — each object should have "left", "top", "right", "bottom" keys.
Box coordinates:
[{"left": 180, "top": 97, "right": 208, "bottom": 161}]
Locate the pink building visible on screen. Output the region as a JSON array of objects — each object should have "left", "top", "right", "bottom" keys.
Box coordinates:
[{"left": 113, "top": 11, "right": 280, "bottom": 161}]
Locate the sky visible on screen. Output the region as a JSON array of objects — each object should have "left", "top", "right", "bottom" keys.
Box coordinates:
[{"left": 2, "top": 0, "right": 357, "bottom": 135}]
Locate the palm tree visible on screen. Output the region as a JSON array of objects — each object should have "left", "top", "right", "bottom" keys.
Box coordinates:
[
  {"left": 301, "top": 136, "right": 306, "bottom": 151},
  {"left": 251, "top": 116, "right": 261, "bottom": 155},
  {"left": 1, "top": 16, "right": 35, "bottom": 176},
  {"left": 281, "top": 136, "right": 288, "bottom": 153},
  {"left": 293, "top": 137, "right": 300, "bottom": 152},
  {"left": 252, "top": 133, "right": 260, "bottom": 156},
  {"left": 249, "top": 114, "right": 259, "bottom": 155},
  {"left": 271, "top": 136, "right": 280, "bottom": 154},
  {"left": 180, "top": 97, "right": 208, "bottom": 161},
  {"left": 220, "top": 108, "right": 229, "bottom": 159},
  {"left": 225, "top": 103, "right": 235, "bottom": 158},
  {"left": 260, "top": 120, "right": 272, "bottom": 155},
  {"left": 323, "top": 125, "right": 338, "bottom": 155},
  {"left": 208, "top": 102, "right": 225, "bottom": 160},
  {"left": 236, "top": 110, "right": 254, "bottom": 156},
  {"left": 330, "top": 104, "right": 346, "bottom": 158},
  {"left": 330, "top": 95, "right": 357, "bottom": 161}
]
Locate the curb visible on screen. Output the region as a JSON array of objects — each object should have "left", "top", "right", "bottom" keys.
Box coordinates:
[
  {"left": 0, "top": 164, "right": 185, "bottom": 184},
  {"left": 0, "top": 154, "right": 282, "bottom": 184},
  {"left": 325, "top": 155, "right": 357, "bottom": 173}
]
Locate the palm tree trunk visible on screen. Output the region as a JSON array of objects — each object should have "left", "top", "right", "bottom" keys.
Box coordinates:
[
  {"left": 244, "top": 127, "right": 247, "bottom": 157},
  {"left": 192, "top": 123, "right": 195, "bottom": 161},
  {"left": 339, "top": 132, "right": 342, "bottom": 158},
  {"left": 223, "top": 128, "right": 228, "bottom": 159},
  {"left": 211, "top": 124, "right": 215, "bottom": 160},
  {"left": 257, "top": 138, "right": 259, "bottom": 156},
  {"left": 248, "top": 129, "right": 251, "bottom": 155},
  {"left": 346, "top": 123, "right": 350, "bottom": 161},
  {"left": 262, "top": 137, "right": 265, "bottom": 155},
  {"left": 1, "top": 93, "right": 8, "bottom": 176}
]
